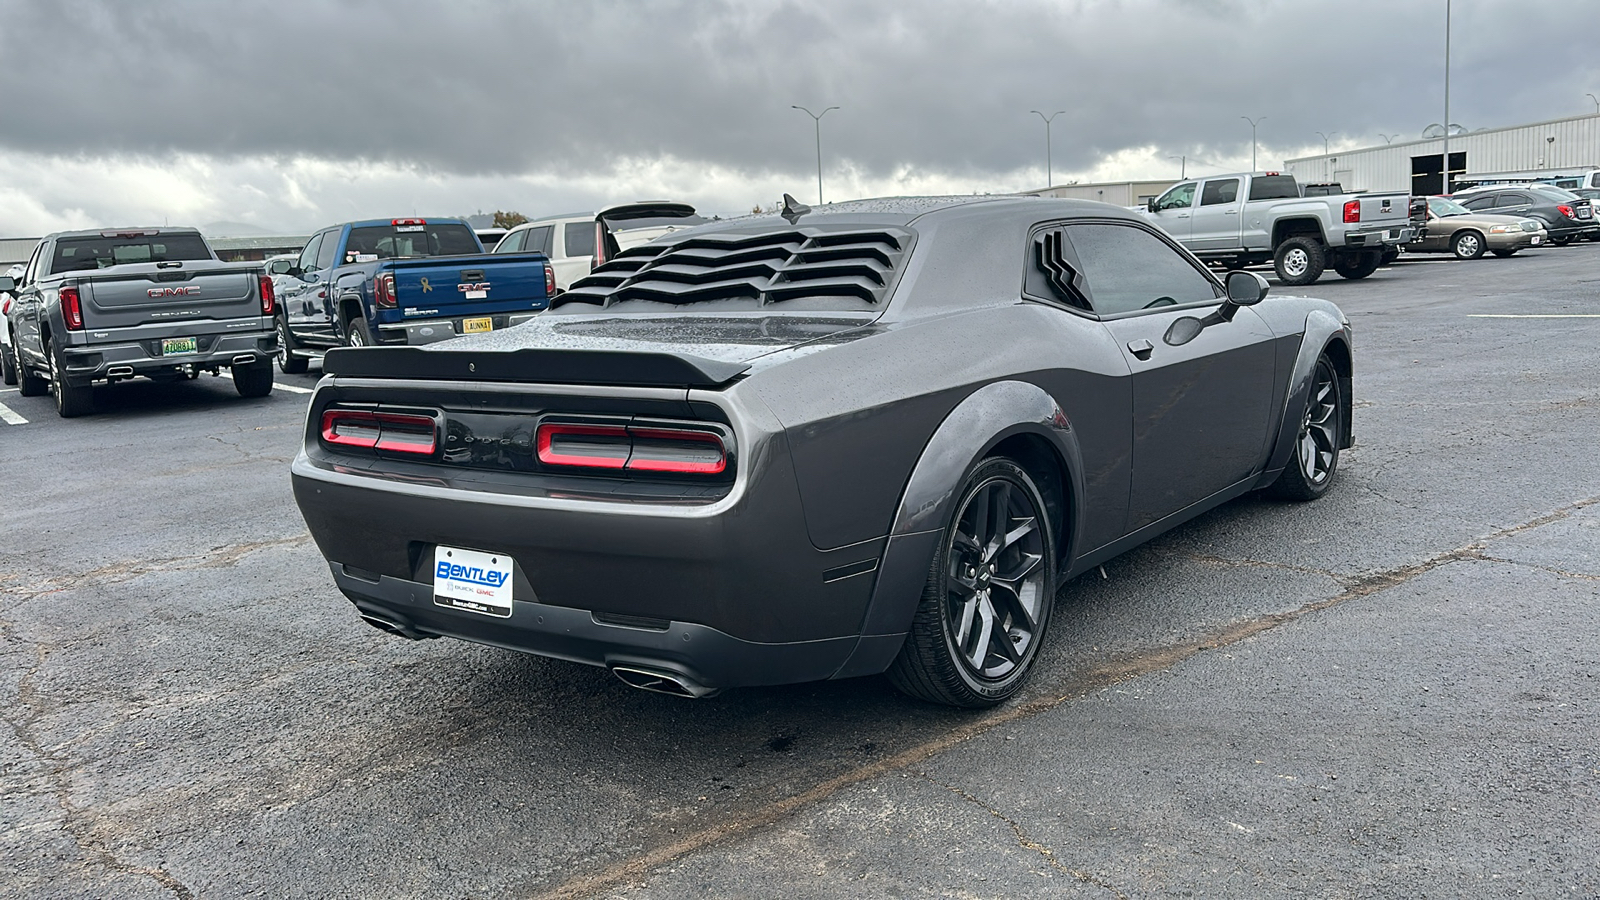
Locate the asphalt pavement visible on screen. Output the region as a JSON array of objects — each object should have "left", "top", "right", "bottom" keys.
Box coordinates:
[{"left": 2, "top": 244, "right": 1597, "bottom": 899}]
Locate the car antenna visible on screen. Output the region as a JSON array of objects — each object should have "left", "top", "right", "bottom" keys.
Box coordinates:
[{"left": 780, "top": 193, "right": 811, "bottom": 224}]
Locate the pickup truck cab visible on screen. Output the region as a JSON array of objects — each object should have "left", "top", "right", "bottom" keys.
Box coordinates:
[
  {"left": 275, "top": 217, "right": 554, "bottom": 373},
  {"left": 1139, "top": 172, "right": 1418, "bottom": 286},
  {"left": 0, "top": 228, "right": 276, "bottom": 417}
]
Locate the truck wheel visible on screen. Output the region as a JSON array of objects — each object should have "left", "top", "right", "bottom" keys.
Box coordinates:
[
  {"left": 232, "top": 360, "right": 274, "bottom": 398},
  {"left": 0, "top": 342, "right": 16, "bottom": 386},
  {"left": 17, "top": 341, "right": 47, "bottom": 397},
  {"left": 1451, "top": 231, "right": 1486, "bottom": 260},
  {"left": 344, "top": 312, "right": 374, "bottom": 347},
  {"left": 48, "top": 340, "right": 94, "bottom": 418},
  {"left": 1333, "top": 251, "right": 1381, "bottom": 280},
  {"left": 276, "top": 315, "right": 308, "bottom": 374},
  {"left": 1273, "top": 236, "right": 1325, "bottom": 286},
  {"left": 1380, "top": 248, "right": 1400, "bottom": 266}
]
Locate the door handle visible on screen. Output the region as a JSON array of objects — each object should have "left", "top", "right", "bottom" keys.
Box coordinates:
[
  {"left": 1127, "top": 339, "right": 1154, "bottom": 360},
  {"left": 1224, "top": 210, "right": 1239, "bottom": 215},
  {"left": 1177, "top": 213, "right": 1191, "bottom": 218}
]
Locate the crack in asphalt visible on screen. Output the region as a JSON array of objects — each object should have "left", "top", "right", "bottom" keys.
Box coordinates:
[
  {"left": 1477, "top": 554, "right": 1600, "bottom": 582},
  {"left": 917, "top": 772, "right": 1129, "bottom": 898},
  {"left": 527, "top": 492, "right": 1600, "bottom": 900}
]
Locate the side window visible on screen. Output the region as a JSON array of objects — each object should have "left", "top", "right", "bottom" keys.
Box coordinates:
[
  {"left": 525, "top": 225, "right": 554, "bottom": 255},
  {"left": 1026, "top": 228, "right": 1093, "bottom": 312},
  {"left": 493, "top": 229, "right": 526, "bottom": 254},
  {"left": 1591, "top": 173, "right": 1600, "bottom": 189},
  {"left": 564, "top": 221, "right": 596, "bottom": 258},
  {"left": 1199, "top": 179, "right": 1240, "bottom": 206},
  {"left": 1502, "top": 192, "right": 1532, "bottom": 207},
  {"left": 296, "top": 233, "right": 323, "bottom": 273},
  {"left": 22, "top": 243, "right": 44, "bottom": 284},
  {"left": 1154, "top": 182, "right": 1196, "bottom": 211},
  {"left": 1460, "top": 195, "right": 1495, "bottom": 211},
  {"left": 1062, "top": 223, "right": 1221, "bottom": 316},
  {"left": 315, "top": 231, "right": 342, "bottom": 270}
]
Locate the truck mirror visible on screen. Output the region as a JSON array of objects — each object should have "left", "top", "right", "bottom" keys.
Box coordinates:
[{"left": 1146, "top": 198, "right": 1158, "bottom": 213}]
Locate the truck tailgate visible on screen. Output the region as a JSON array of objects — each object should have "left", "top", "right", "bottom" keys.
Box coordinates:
[
  {"left": 80, "top": 263, "right": 263, "bottom": 333},
  {"left": 1347, "top": 192, "right": 1412, "bottom": 227},
  {"left": 388, "top": 252, "right": 549, "bottom": 318}
]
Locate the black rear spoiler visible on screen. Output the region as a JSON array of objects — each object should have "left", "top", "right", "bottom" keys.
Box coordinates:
[
  {"left": 322, "top": 346, "right": 748, "bottom": 389},
  {"left": 593, "top": 201, "right": 705, "bottom": 269}
]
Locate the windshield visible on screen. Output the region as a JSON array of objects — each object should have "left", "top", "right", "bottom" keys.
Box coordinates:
[
  {"left": 343, "top": 223, "right": 481, "bottom": 262},
  {"left": 1428, "top": 198, "right": 1471, "bottom": 217}
]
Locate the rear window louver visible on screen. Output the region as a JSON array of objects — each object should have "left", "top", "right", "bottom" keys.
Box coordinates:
[{"left": 556, "top": 227, "right": 911, "bottom": 310}]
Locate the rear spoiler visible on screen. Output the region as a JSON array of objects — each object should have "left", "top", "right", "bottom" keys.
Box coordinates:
[
  {"left": 592, "top": 201, "right": 705, "bottom": 270},
  {"left": 322, "top": 346, "right": 748, "bottom": 389}
]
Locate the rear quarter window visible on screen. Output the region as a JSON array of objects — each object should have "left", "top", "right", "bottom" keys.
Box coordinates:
[
  {"left": 564, "top": 222, "right": 596, "bottom": 257},
  {"left": 1247, "top": 176, "right": 1300, "bottom": 201}
]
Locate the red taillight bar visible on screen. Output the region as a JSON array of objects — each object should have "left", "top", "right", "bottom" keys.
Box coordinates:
[
  {"left": 60, "top": 286, "right": 83, "bottom": 331},
  {"left": 1342, "top": 200, "right": 1361, "bottom": 224},
  {"left": 258, "top": 274, "right": 275, "bottom": 315},
  {"left": 320, "top": 409, "right": 437, "bottom": 455},
  {"left": 536, "top": 422, "right": 727, "bottom": 475},
  {"left": 391, "top": 218, "right": 426, "bottom": 226},
  {"left": 375, "top": 272, "right": 396, "bottom": 308}
]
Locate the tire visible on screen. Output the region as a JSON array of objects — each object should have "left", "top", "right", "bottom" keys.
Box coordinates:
[
  {"left": 276, "top": 315, "right": 308, "bottom": 374},
  {"left": 1267, "top": 355, "right": 1342, "bottom": 502},
  {"left": 1552, "top": 235, "right": 1573, "bottom": 246},
  {"left": 1380, "top": 248, "right": 1400, "bottom": 266},
  {"left": 1273, "top": 236, "right": 1326, "bottom": 286},
  {"left": 48, "top": 340, "right": 93, "bottom": 418},
  {"left": 0, "top": 342, "right": 16, "bottom": 386},
  {"left": 1451, "top": 230, "right": 1486, "bottom": 260},
  {"left": 344, "top": 311, "right": 374, "bottom": 347},
  {"left": 888, "top": 457, "right": 1058, "bottom": 708},
  {"left": 232, "top": 360, "right": 274, "bottom": 398},
  {"left": 17, "top": 343, "right": 47, "bottom": 398},
  {"left": 1332, "top": 250, "right": 1381, "bottom": 280},
  {"left": 1491, "top": 249, "right": 1518, "bottom": 259}
]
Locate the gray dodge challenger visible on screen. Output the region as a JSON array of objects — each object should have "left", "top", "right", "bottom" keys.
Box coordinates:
[{"left": 291, "top": 195, "right": 1352, "bottom": 708}]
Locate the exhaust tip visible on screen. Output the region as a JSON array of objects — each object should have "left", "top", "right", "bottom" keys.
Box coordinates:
[
  {"left": 232, "top": 354, "right": 257, "bottom": 366},
  {"left": 106, "top": 365, "right": 134, "bottom": 377},
  {"left": 359, "top": 612, "right": 428, "bottom": 641},
  {"left": 611, "top": 665, "right": 719, "bottom": 699}
]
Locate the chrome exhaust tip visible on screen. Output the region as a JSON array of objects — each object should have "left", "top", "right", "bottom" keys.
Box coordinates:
[
  {"left": 611, "top": 665, "right": 720, "bottom": 699},
  {"left": 232, "top": 354, "right": 257, "bottom": 366},
  {"left": 106, "top": 365, "right": 135, "bottom": 377}
]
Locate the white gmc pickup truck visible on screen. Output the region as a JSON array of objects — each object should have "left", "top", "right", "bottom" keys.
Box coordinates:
[{"left": 1138, "top": 172, "right": 1420, "bottom": 286}]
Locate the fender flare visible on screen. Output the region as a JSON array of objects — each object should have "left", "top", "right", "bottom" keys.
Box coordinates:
[
  {"left": 830, "top": 379, "right": 1083, "bottom": 679},
  {"left": 1256, "top": 310, "right": 1353, "bottom": 487}
]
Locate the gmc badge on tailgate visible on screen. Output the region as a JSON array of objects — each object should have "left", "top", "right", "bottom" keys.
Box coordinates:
[{"left": 147, "top": 286, "right": 199, "bottom": 297}]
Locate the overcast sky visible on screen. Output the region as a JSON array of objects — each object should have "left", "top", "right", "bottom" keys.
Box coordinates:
[{"left": 0, "top": 0, "right": 1592, "bottom": 236}]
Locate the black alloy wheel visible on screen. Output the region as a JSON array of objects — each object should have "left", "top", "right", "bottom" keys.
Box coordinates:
[
  {"left": 1268, "top": 355, "right": 1341, "bottom": 501},
  {"left": 276, "top": 315, "right": 308, "bottom": 374},
  {"left": 890, "top": 457, "right": 1057, "bottom": 708}
]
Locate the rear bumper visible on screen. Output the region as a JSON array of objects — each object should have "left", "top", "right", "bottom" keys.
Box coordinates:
[
  {"left": 376, "top": 311, "right": 544, "bottom": 345},
  {"left": 59, "top": 330, "right": 275, "bottom": 386},
  {"left": 1341, "top": 224, "right": 1415, "bottom": 248}
]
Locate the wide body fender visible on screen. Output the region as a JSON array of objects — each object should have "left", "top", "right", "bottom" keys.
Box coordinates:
[
  {"left": 1254, "top": 308, "right": 1354, "bottom": 489},
  {"left": 831, "top": 379, "right": 1082, "bottom": 679}
]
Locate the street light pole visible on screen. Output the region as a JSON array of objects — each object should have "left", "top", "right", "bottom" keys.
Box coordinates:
[
  {"left": 1315, "top": 131, "right": 1337, "bottom": 155},
  {"left": 1442, "top": 0, "right": 1452, "bottom": 191},
  {"left": 791, "top": 105, "right": 839, "bottom": 205},
  {"left": 1030, "top": 110, "right": 1066, "bottom": 187},
  {"left": 1379, "top": 133, "right": 1398, "bottom": 144},
  {"left": 1588, "top": 93, "right": 1599, "bottom": 114},
  {"left": 1241, "top": 116, "right": 1266, "bottom": 171},
  {"left": 1168, "top": 155, "right": 1186, "bottom": 178}
]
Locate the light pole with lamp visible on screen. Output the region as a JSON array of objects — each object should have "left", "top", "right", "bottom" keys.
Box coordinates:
[
  {"left": 1588, "top": 93, "right": 1599, "bottom": 114},
  {"left": 1168, "top": 155, "right": 1186, "bottom": 178},
  {"left": 1030, "top": 110, "right": 1066, "bottom": 188},
  {"left": 1379, "top": 133, "right": 1398, "bottom": 144},
  {"left": 1241, "top": 116, "right": 1266, "bottom": 171},
  {"left": 1442, "top": 0, "right": 1452, "bottom": 191},
  {"left": 791, "top": 105, "right": 839, "bottom": 205}
]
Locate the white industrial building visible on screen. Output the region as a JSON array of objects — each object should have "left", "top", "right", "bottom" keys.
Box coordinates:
[
  {"left": 1020, "top": 178, "right": 1178, "bottom": 208},
  {"left": 1284, "top": 113, "right": 1600, "bottom": 195}
]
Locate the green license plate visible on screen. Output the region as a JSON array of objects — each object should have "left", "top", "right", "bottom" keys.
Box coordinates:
[{"left": 162, "top": 337, "right": 197, "bottom": 355}]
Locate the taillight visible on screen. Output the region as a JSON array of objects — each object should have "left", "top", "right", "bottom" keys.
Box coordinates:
[
  {"left": 391, "top": 218, "right": 426, "bottom": 227},
  {"left": 60, "top": 286, "right": 83, "bottom": 331},
  {"left": 1558, "top": 204, "right": 1575, "bottom": 219},
  {"left": 592, "top": 220, "right": 606, "bottom": 269},
  {"left": 375, "top": 272, "right": 396, "bottom": 308},
  {"left": 1343, "top": 200, "right": 1361, "bottom": 223},
  {"left": 536, "top": 422, "right": 727, "bottom": 475},
  {"left": 544, "top": 261, "right": 557, "bottom": 297},
  {"left": 258, "top": 274, "right": 275, "bottom": 315},
  {"left": 320, "top": 409, "right": 437, "bottom": 455}
]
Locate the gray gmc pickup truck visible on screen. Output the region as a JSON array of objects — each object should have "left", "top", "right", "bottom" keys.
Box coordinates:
[{"left": 0, "top": 228, "right": 277, "bottom": 417}]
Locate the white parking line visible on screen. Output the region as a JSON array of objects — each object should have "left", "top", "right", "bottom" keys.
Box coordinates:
[
  {"left": 274, "top": 383, "right": 314, "bottom": 394},
  {"left": 1468, "top": 314, "right": 1600, "bottom": 318},
  {"left": 0, "top": 400, "right": 27, "bottom": 425}
]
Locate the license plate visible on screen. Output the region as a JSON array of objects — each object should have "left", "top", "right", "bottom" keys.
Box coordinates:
[
  {"left": 1532, "top": 235, "right": 1543, "bottom": 245},
  {"left": 162, "top": 337, "right": 197, "bottom": 355},
  {"left": 433, "top": 546, "right": 513, "bottom": 618},
  {"left": 461, "top": 316, "right": 493, "bottom": 333}
]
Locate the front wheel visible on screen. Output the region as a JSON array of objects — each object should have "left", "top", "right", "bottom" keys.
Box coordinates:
[
  {"left": 1273, "top": 236, "right": 1326, "bottom": 286},
  {"left": 1267, "top": 355, "right": 1342, "bottom": 501},
  {"left": 1451, "top": 230, "right": 1485, "bottom": 260},
  {"left": 0, "top": 342, "right": 16, "bottom": 386},
  {"left": 888, "top": 458, "right": 1057, "bottom": 708}
]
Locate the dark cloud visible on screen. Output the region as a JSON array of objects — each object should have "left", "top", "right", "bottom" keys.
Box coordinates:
[{"left": 0, "top": 0, "right": 1593, "bottom": 182}]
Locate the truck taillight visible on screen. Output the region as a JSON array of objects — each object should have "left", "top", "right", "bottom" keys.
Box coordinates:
[
  {"left": 375, "top": 272, "right": 396, "bottom": 308},
  {"left": 320, "top": 409, "right": 437, "bottom": 455},
  {"left": 60, "top": 286, "right": 83, "bottom": 331},
  {"left": 544, "top": 261, "right": 556, "bottom": 297},
  {"left": 1558, "top": 204, "right": 1576, "bottom": 219},
  {"left": 1343, "top": 200, "right": 1361, "bottom": 224},
  {"left": 591, "top": 220, "right": 606, "bottom": 270},
  {"left": 535, "top": 421, "right": 727, "bottom": 475},
  {"left": 258, "top": 274, "right": 275, "bottom": 315}
]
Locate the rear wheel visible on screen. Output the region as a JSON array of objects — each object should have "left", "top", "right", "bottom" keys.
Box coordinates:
[
  {"left": 276, "top": 315, "right": 308, "bottom": 374},
  {"left": 17, "top": 342, "right": 47, "bottom": 397},
  {"left": 1332, "top": 250, "right": 1381, "bottom": 280},
  {"left": 48, "top": 340, "right": 94, "bottom": 418},
  {"left": 1267, "top": 355, "right": 1342, "bottom": 501},
  {"left": 889, "top": 458, "right": 1057, "bottom": 708},
  {"left": 1552, "top": 235, "right": 1573, "bottom": 246},
  {"left": 1273, "top": 236, "right": 1326, "bottom": 286},
  {"left": 1451, "top": 230, "right": 1485, "bottom": 260},
  {"left": 232, "top": 360, "right": 274, "bottom": 398},
  {"left": 344, "top": 312, "right": 374, "bottom": 347}
]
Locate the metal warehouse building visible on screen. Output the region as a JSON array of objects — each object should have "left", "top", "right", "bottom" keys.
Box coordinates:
[{"left": 1285, "top": 113, "right": 1600, "bottom": 195}]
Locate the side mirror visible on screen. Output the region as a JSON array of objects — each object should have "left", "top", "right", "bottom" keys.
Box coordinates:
[
  {"left": 1165, "top": 271, "right": 1270, "bottom": 347},
  {"left": 1224, "top": 270, "right": 1269, "bottom": 307},
  {"left": 1146, "top": 198, "right": 1158, "bottom": 213},
  {"left": 0, "top": 276, "right": 14, "bottom": 292}
]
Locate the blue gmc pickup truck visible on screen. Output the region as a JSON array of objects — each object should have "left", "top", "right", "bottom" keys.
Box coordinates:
[{"left": 274, "top": 217, "right": 554, "bottom": 373}]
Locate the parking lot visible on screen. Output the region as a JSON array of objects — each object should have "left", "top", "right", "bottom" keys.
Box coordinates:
[{"left": 2, "top": 245, "right": 1598, "bottom": 898}]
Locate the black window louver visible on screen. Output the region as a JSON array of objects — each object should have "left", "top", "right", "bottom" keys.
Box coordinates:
[
  {"left": 556, "top": 227, "right": 911, "bottom": 310},
  {"left": 1034, "top": 230, "right": 1092, "bottom": 311}
]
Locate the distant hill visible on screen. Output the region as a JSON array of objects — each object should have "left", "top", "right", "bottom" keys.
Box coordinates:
[{"left": 202, "top": 221, "right": 281, "bottom": 238}]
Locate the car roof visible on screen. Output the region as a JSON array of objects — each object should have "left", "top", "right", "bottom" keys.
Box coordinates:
[
  {"left": 510, "top": 213, "right": 595, "bottom": 231},
  {"left": 658, "top": 195, "right": 1133, "bottom": 239}
]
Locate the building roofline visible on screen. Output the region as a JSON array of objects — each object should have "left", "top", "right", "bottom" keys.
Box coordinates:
[{"left": 1285, "top": 112, "right": 1600, "bottom": 164}]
